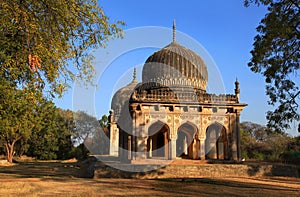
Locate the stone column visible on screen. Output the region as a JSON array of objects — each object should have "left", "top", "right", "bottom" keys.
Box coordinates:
[
  {"left": 231, "top": 113, "right": 238, "bottom": 161},
  {"left": 163, "top": 132, "right": 169, "bottom": 158},
  {"left": 148, "top": 138, "right": 152, "bottom": 158},
  {"left": 199, "top": 137, "right": 206, "bottom": 160},
  {"left": 108, "top": 110, "right": 118, "bottom": 157},
  {"left": 128, "top": 136, "right": 132, "bottom": 160},
  {"left": 109, "top": 119, "right": 119, "bottom": 157},
  {"left": 136, "top": 137, "right": 147, "bottom": 159},
  {"left": 236, "top": 111, "right": 241, "bottom": 161},
  {"left": 169, "top": 139, "right": 177, "bottom": 160},
  {"left": 192, "top": 139, "right": 199, "bottom": 159},
  {"left": 131, "top": 110, "right": 137, "bottom": 160}
]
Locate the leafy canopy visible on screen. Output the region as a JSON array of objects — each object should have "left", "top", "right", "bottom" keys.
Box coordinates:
[
  {"left": 27, "top": 104, "right": 74, "bottom": 160},
  {"left": 0, "top": 78, "right": 42, "bottom": 162},
  {"left": 245, "top": 0, "right": 300, "bottom": 130},
  {"left": 0, "top": 0, "right": 124, "bottom": 96}
]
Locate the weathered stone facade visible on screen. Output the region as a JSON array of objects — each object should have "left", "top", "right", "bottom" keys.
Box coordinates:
[{"left": 109, "top": 23, "right": 247, "bottom": 163}]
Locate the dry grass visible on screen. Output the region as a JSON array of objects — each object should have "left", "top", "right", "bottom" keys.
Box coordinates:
[{"left": 0, "top": 160, "right": 299, "bottom": 196}]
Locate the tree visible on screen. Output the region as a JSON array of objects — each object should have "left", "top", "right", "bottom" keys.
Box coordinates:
[
  {"left": 72, "top": 111, "right": 99, "bottom": 145},
  {"left": 0, "top": 0, "right": 123, "bottom": 96},
  {"left": 71, "top": 111, "right": 100, "bottom": 159},
  {"left": 27, "top": 103, "right": 74, "bottom": 160},
  {"left": 245, "top": 0, "right": 300, "bottom": 130},
  {"left": 56, "top": 109, "right": 75, "bottom": 160},
  {"left": 99, "top": 115, "right": 109, "bottom": 130},
  {"left": 71, "top": 112, "right": 110, "bottom": 156},
  {"left": 0, "top": 79, "right": 41, "bottom": 163},
  {"left": 0, "top": 0, "right": 123, "bottom": 162},
  {"left": 240, "top": 121, "right": 292, "bottom": 161},
  {"left": 241, "top": 121, "right": 269, "bottom": 142}
]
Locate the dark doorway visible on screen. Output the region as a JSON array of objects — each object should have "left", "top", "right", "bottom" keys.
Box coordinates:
[
  {"left": 148, "top": 122, "right": 169, "bottom": 158},
  {"left": 156, "top": 131, "right": 165, "bottom": 157}
]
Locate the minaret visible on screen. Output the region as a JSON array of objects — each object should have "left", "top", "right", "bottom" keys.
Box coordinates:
[
  {"left": 132, "top": 67, "right": 138, "bottom": 83},
  {"left": 173, "top": 19, "right": 176, "bottom": 43},
  {"left": 235, "top": 78, "right": 240, "bottom": 103}
]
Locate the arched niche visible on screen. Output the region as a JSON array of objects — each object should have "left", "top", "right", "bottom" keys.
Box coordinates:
[
  {"left": 205, "top": 123, "right": 228, "bottom": 160},
  {"left": 176, "top": 122, "right": 199, "bottom": 159}
]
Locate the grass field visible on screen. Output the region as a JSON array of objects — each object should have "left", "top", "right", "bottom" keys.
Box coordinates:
[{"left": 0, "top": 160, "right": 299, "bottom": 196}]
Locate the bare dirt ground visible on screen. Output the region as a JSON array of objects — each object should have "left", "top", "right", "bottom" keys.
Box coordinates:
[{"left": 0, "top": 160, "right": 299, "bottom": 196}]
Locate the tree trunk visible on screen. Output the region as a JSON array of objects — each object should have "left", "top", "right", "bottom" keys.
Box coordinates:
[{"left": 5, "top": 141, "right": 16, "bottom": 163}]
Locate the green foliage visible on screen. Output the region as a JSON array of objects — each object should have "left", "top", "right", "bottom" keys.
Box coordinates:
[
  {"left": 280, "top": 150, "right": 300, "bottom": 164},
  {"left": 27, "top": 105, "right": 75, "bottom": 160},
  {"left": 281, "top": 136, "right": 300, "bottom": 164},
  {"left": 27, "top": 102, "right": 59, "bottom": 160},
  {"left": 73, "top": 143, "right": 89, "bottom": 161},
  {"left": 99, "top": 115, "right": 109, "bottom": 129},
  {"left": 56, "top": 109, "right": 75, "bottom": 160},
  {"left": 240, "top": 122, "right": 300, "bottom": 164},
  {"left": 0, "top": 78, "right": 42, "bottom": 162},
  {"left": 14, "top": 139, "right": 30, "bottom": 157},
  {"left": 2, "top": 106, "right": 110, "bottom": 161},
  {"left": 0, "top": 0, "right": 124, "bottom": 97},
  {"left": 240, "top": 122, "right": 297, "bottom": 162},
  {"left": 0, "top": 0, "right": 123, "bottom": 162},
  {"left": 245, "top": 0, "right": 300, "bottom": 130}
]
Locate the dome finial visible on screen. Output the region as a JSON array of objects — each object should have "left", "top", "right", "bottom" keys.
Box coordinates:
[
  {"left": 173, "top": 19, "right": 176, "bottom": 42},
  {"left": 132, "top": 67, "right": 137, "bottom": 83}
]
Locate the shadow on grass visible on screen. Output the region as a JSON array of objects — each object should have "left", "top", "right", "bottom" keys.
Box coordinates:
[
  {"left": 0, "top": 161, "right": 81, "bottom": 179},
  {"left": 0, "top": 156, "right": 167, "bottom": 181},
  {"left": 154, "top": 178, "right": 300, "bottom": 194},
  {"left": 245, "top": 161, "right": 300, "bottom": 178}
]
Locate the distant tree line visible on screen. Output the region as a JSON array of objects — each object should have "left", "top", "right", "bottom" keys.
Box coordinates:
[{"left": 240, "top": 122, "right": 300, "bottom": 164}]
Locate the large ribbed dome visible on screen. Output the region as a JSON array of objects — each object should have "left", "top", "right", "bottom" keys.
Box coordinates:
[{"left": 142, "top": 41, "right": 208, "bottom": 91}]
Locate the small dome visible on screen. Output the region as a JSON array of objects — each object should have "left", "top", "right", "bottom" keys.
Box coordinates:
[
  {"left": 111, "top": 70, "right": 138, "bottom": 121},
  {"left": 142, "top": 42, "right": 208, "bottom": 91}
]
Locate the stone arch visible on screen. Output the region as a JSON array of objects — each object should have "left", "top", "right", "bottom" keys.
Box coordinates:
[
  {"left": 205, "top": 122, "right": 228, "bottom": 160},
  {"left": 202, "top": 118, "right": 229, "bottom": 138},
  {"left": 147, "top": 121, "right": 170, "bottom": 158},
  {"left": 176, "top": 122, "right": 199, "bottom": 159}
]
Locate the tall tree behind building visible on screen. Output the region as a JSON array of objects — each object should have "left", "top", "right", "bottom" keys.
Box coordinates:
[{"left": 245, "top": 0, "right": 300, "bottom": 130}]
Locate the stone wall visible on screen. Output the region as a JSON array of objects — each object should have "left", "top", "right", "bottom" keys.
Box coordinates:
[{"left": 93, "top": 162, "right": 299, "bottom": 179}]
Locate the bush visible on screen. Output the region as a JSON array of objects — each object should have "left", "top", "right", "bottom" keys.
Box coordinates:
[
  {"left": 252, "top": 152, "right": 265, "bottom": 161},
  {"left": 280, "top": 150, "right": 300, "bottom": 164},
  {"left": 72, "top": 144, "right": 89, "bottom": 161}
]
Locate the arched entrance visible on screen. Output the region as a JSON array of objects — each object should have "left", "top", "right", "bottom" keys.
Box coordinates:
[
  {"left": 147, "top": 122, "right": 169, "bottom": 158},
  {"left": 176, "top": 123, "right": 198, "bottom": 159},
  {"left": 205, "top": 123, "right": 228, "bottom": 160}
]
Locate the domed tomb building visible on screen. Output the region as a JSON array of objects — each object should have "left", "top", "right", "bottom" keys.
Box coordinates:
[{"left": 109, "top": 23, "right": 247, "bottom": 162}]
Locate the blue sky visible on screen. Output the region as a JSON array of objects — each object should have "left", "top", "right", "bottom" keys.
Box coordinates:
[{"left": 53, "top": 0, "right": 299, "bottom": 136}]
